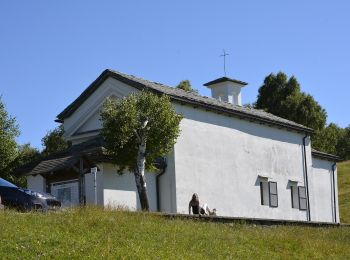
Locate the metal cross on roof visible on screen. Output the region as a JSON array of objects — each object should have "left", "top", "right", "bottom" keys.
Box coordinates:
[{"left": 220, "top": 49, "right": 229, "bottom": 76}]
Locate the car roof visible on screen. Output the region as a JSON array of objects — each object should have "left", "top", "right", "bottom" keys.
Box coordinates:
[{"left": 0, "top": 178, "right": 18, "bottom": 188}]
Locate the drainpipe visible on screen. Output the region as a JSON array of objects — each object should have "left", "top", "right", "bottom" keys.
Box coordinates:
[
  {"left": 156, "top": 158, "right": 167, "bottom": 212},
  {"left": 303, "top": 134, "right": 311, "bottom": 221},
  {"left": 332, "top": 163, "right": 337, "bottom": 223}
]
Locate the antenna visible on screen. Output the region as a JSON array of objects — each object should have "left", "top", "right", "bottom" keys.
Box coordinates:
[{"left": 219, "top": 49, "right": 229, "bottom": 76}]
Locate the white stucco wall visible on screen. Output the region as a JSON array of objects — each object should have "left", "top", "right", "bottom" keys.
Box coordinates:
[
  {"left": 158, "top": 150, "right": 177, "bottom": 213},
  {"left": 57, "top": 75, "right": 339, "bottom": 222},
  {"left": 310, "top": 158, "right": 339, "bottom": 223},
  {"left": 208, "top": 81, "right": 243, "bottom": 106},
  {"left": 173, "top": 104, "right": 311, "bottom": 221},
  {"left": 102, "top": 163, "right": 158, "bottom": 211},
  {"left": 27, "top": 175, "right": 45, "bottom": 193}
]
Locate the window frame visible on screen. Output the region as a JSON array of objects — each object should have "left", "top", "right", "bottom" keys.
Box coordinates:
[
  {"left": 298, "top": 186, "right": 307, "bottom": 211},
  {"left": 290, "top": 185, "right": 307, "bottom": 210},
  {"left": 260, "top": 180, "right": 278, "bottom": 208},
  {"left": 260, "top": 181, "right": 269, "bottom": 206},
  {"left": 291, "top": 185, "right": 299, "bottom": 209},
  {"left": 268, "top": 181, "right": 278, "bottom": 208}
]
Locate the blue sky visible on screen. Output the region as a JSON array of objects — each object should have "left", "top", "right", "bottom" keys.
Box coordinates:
[{"left": 1, "top": 1, "right": 349, "bottom": 149}]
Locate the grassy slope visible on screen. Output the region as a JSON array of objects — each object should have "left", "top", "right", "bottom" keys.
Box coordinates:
[
  {"left": 0, "top": 161, "right": 348, "bottom": 259},
  {"left": 339, "top": 160, "right": 350, "bottom": 223},
  {"left": 0, "top": 208, "right": 350, "bottom": 259}
]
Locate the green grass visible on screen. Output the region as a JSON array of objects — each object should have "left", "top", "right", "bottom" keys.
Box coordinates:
[
  {"left": 0, "top": 160, "right": 348, "bottom": 259},
  {"left": 339, "top": 160, "right": 350, "bottom": 223},
  {"left": 0, "top": 207, "right": 350, "bottom": 259}
]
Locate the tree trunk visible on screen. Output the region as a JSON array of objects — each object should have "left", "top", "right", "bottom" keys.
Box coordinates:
[{"left": 134, "top": 137, "right": 150, "bottom": 211}]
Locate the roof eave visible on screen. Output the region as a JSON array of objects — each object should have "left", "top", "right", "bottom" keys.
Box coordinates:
[
  {"left": 56, "top": 69, "right": 313, "bottom": 134},
  {"left": 203, "top": 77, "right": 248, "bottom": 87},
  {"left": 56, "top": 69, "right": 112, "bottom": 120},
  {"left": 169, "top": 95, "right": 313, "bottom": 134},
  {"left": 312, "top": 150, "right": 341, "bottom": 162}
]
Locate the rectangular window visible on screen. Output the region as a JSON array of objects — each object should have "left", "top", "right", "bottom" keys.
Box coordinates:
[
  {"left": 290, "top": 185, "right": 307, "bottom": 210},
  {"left": 291, "top": 186, "right": 299, "bottom": 209},
  {"left": 260, "top": 181, "right": 278, "bottom": 207},
  {"left": 298, "top": 186, "right": 307, "bottom": 210},
  {"left": 268, "top": 182, "right": 278, "bottom": 207},
  {"left": 260, "top": 181, "right": 269, "bottom": 205}
]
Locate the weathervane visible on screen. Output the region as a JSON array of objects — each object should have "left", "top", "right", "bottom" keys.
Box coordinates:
[{"left": 220, "top": 49, "right": 229, "bottom": 76}]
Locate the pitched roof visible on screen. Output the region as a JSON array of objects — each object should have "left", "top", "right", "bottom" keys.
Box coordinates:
[
  {"left": 203, "top": 76, "right": 248, "bottom": 86},
  {"left": 56, "top": 69, "right": 313, "bottom": 134},
  {"left": 22, "top": 137, "right": 109, "bottom": 176},
  {"left": 29, "top": 155, "right": 79, "bottom": 176},
  {"left": 311, "top": 149, "right": 341, "bottom": 162},
  {"left": 23, "top": 136, "right": 168, "bottom": 176}
]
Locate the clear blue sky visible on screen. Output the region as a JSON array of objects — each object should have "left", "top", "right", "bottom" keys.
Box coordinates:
[{"left": 1, "top": 1, "right": 349, "bottom": 149}]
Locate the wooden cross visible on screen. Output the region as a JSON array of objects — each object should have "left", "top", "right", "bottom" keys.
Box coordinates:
[{"left": 220, "top": 49, "right": 229, "bottom": 76}]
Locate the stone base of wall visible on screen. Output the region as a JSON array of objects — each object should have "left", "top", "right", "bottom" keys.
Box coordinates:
[{"left": 162, "top": 213, "right": 347, "bottom": 227}]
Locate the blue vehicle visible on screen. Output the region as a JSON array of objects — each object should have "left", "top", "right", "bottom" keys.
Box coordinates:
[{"left": 0, "top": 178, "right": 61, "bottom": 211}]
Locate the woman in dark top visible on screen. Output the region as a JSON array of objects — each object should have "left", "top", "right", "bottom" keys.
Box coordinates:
[
  {"left": 188, "top": 193, "right": 201, "bottom": 214},
  {"left": 188, "top": 193, "right": 215, "bottom": 215}
]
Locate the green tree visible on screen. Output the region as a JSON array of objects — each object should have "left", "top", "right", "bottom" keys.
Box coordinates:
[
  {"left": 6, "top": 143, "right": 41, "bottom": 186},
  {"left": 255, "top": 72, "right": 327, "bottom": 132},
  {"left": 0, "top": 96, "right": 20, "bottom": 177},
  {"left": 41, "top": 125, "right": 71, "bottom": 157},
  {"left": 312, "top": 123, "right": 345, "bottom": 155},
  {"left": 100, "top": 91, "right": 183, "bottom": 210},
  {"left": 176, "top": 80, "right": 198, "bottom": 93},
  {"left": 337, "top": 125, "right": 350, "bottom": 160}
]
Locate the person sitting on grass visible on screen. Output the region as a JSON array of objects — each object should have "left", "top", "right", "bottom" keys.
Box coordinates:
[{"left": 188, "top": 193, "right": 216, "bottom": 216}]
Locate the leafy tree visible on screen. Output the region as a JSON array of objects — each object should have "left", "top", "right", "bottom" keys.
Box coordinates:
[
  {"left": 6, "top": 143, "right": 41, "bottom": 186},
  {"left": 337, "top": 125, "right": 350, "bottom": 160},
  {"left": 41, "top": 125, "right": 71, "bottom": 157},
  {"left": 176, "top": 80, "right": 198, "bottom": 93},
  {"left": 0, "top": 96, "right": 20, "bottom": 176},
  {"left": 312, "top": 123, "right": 345, "bottom": 156},
  {"left": 100, "top": 91, "right": 183, "bottom": 210},
  {"left": 255, "top": 72, "right": 327, "bottom": 131}
]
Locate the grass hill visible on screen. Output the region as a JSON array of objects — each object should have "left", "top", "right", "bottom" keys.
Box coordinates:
[
  {"left": 0, "top": 207, "right": 349, "bottom": 259},
  {"left": 0, "top": 161, "right": 348, "bottom": 259},
  {"left": 339, "top": 160, "right": 350, "bottom": 223}
]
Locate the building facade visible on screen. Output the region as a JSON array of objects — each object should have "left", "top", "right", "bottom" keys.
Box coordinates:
[{"left": 25, "top": 69, "right": 340, "bottom": 223}]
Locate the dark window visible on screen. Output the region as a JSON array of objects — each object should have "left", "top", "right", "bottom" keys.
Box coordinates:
[
  {"left": 268, "top": 182, "right": 278, "bottom": 207},
  {"left": 291, "top": 185, "right": 299, "bottom": 209},
  {"left": 298, "top": 186, "right": 307, "bottom": 210},
  {"left": 260, "top": 181, "right": 269, "bottom": 206},
  {"left": 260, "top": 181, "right": 278, "bottom": 207}
]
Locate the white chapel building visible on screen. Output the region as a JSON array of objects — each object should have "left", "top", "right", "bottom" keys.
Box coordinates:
[{"left": 25, "top": 69, "right": 340, "bottom": 223}]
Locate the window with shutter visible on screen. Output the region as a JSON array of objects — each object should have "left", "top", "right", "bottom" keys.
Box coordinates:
[
  {"left": 298, "top": 186, "right": 307, "bottom": 210},
  {"left": 268, "top": 182, "right": 278, "bottom": 207},
  {"left": 291, "top": 185, "right": 299, "bottom": 209},
  {"left": 260, "top": 181, "right": 269, "bottom": 206}
]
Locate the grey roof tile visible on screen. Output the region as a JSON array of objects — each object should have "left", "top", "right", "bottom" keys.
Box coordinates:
[{"left": 57, "top": 69, "right": 313, "bottom": 133}]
